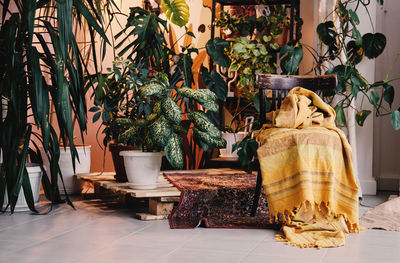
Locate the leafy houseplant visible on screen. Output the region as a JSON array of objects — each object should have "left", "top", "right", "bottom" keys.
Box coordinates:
[
  {"left": 279, "top": 0, "right": 398, "bottom": 129},
  {"left": 235, "top": 0, "right": 399, "bottom": 174},
  {"left": 0, "top": 0, "right": 108, "bottom": 212},
  {"left": 229, "top": 36, "right": 279, "bottom": 91},
  {"left": 91, "top": 3, "right": 226, "bottom": 175},
  {"left": 117, "top": 73, "right": 226, "bottom": 170}
]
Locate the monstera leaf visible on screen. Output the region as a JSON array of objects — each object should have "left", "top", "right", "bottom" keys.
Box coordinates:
[
  {"left": 362, "top": 33, "right": 386, "bottom": 59},
  {"left": 161, "top": 0, "right": 189, "bottom": 27},
  {"left": 201, "top": 67, "right": 228, "bottom": 101},
  {"left": 206, "top": 38, "right": 231, "bottom": 68},
  {"left": 280, "top": 45, "right": 303, "bottom": 75},
  {"left": 317, "top": 21, "right": 337, "bottom": 45},
  {"left": 346, "top": 41, "right": 364, "bottom": 65}
]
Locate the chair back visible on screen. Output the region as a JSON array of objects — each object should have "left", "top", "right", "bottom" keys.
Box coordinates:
[{"left": 255, "top": 74, "right": 338, "bottom": 125}]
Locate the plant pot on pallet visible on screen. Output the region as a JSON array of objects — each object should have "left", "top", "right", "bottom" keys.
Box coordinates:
[
  {"left": 119, "top": 151, "right": 163, "bottom": 190},
  {"left": 3, "top": 163, "right": 43, "bottom": 212},
  {"left": 219, "top": 132, "right": 247, "bottom": 160},
  {"left": 41, "top": 145, "right": 91, "bottom": 195},
  {"left": 109, "top": 144, "right": 138, "bottom": 182}
]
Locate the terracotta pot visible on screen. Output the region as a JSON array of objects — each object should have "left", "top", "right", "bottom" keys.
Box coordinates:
[
  {"left": 272, "top": 26, "right": 289, "bottom": 47},
  {"left": 109, "top": 143, "right": 138, "bottom": 182}
]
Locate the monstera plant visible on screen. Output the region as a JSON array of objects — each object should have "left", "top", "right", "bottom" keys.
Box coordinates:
[
  {"left": 0, "top": 0, "right": 108, "bottom": 212},
  {"left": 278, "top": 0, "right": 399, "bottom": 129},
  {"left": 235, "top": 0, "right": 398, "bottom": 174}
]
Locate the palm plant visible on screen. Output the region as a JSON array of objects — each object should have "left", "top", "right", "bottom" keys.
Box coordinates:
[{"left": 0, "top": 0, "right": 108, "bottom": 213}]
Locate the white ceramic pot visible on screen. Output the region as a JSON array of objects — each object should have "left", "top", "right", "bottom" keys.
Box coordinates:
[
  {"left": 219, "top": 132, "right": 247, "bottom": 159},
  {"left": 119, "top": 151, "right": 163, "bottom": 190},
  {"left": 41, "top": 145, "right": 91, "bottom": 194},
  {"left": 3, "top": 163, "right": 43, "bottom": 212}
]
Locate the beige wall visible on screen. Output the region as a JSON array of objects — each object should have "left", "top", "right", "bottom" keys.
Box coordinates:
[{"left": 374, "top": 1, "right": 400, "bottom": 191}]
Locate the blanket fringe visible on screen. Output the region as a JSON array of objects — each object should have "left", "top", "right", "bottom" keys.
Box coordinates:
[{"left": 269, "top": 200, "right": 359, "bottom": 233}]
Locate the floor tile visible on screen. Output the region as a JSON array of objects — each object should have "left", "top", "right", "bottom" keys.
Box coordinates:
[
  {"left": 75, "top": 243, "right": 174, "bottom": 263},
  {"left": 158, "top": 248, "right": 246, "bottom": 263},
  {"left": 241, "top": 254, "right": 325, "bottom": 263}
]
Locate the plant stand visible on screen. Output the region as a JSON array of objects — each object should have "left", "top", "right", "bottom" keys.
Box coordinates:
[{"left": 75, "top": 172, "right": 181, "bottom": 220}]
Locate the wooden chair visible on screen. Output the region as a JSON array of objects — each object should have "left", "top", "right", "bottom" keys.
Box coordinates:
[{"left": 250, "top": 74, "right": 338, "bottom": 216}]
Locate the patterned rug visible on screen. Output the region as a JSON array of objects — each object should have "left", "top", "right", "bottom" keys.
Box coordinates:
[{"left": 164, "top": 170, "right": 277, "bottom": 229}]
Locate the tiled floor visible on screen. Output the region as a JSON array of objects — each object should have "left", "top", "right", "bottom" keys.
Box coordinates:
[{"left": 1, "top": 194, "right": 399, "bottom": 263}]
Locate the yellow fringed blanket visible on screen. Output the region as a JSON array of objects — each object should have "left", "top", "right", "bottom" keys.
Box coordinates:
[{"left": 257, "top": 87, "right": 359, "bottom": 248}]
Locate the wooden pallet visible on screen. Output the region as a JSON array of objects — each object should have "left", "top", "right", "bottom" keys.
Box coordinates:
[
  {"left": 76, "top": 172, "right": 181, "bottom": 220},
  {"left": 75, "top": 168, "right": 244, "bottom": 220}
]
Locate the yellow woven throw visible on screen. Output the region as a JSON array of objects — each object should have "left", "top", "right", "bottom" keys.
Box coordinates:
[{"left": 257, "top": 87, "right": 359, "bottom": 248}]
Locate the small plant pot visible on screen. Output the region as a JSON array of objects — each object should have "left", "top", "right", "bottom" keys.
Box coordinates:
[
  {"left": 219, "top": 132, "right": 247, "bottom": 159},
  {"left": 109, "top": 143, "right": 138, "bottom": 182},
  {"left": 3, "top": 163, "right": 43, "bottom": 212},
  {"left": 120, "top": 151, "right": 163, "bottom": 190},
  {"left": 41, "top": 145, "right": 91, "bottom": 195}
]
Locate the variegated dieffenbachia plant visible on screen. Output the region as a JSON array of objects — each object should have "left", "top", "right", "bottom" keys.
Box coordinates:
[{"left": 116, "top": 73, "right": 226, "bottom": 170}]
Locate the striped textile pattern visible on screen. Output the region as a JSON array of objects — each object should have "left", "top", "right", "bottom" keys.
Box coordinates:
[{"left": 257, "top": 88, "right": 359, "bottom": 248}]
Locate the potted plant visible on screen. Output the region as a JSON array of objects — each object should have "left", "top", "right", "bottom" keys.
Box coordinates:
[
  {"left": 90, "top": 58, "right": 151, "bottom": 182},
  {"left": 115, "top": 72, "right": 225, "bottom": 189},
  {"left": 0, "top": 1, "right": 108, "bottom": 212}
]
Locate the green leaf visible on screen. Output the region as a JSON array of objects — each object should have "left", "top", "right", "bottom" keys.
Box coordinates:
[
  {"left": 350, "top": 73, "right": 366, "bottom": 99},
  {"left": 210, "top": 70, "right": 228, "bottom": 101},
  {"left": 149, "top": 116, "right": 172, "bottom": 147},
  {"left": 178, "top": 87, "right": 219, "bottom": 112},
  {"left": 269, "top": 42, "right": 279, "bottom": 50},
  {"left": 72, "top": 0, "right": 109, "bottom": 44},
  {"left": 383, "top": 84, "right": 394, "bottom": 107},
  {"left": 162, "top": 96, "right": 181, "bottom": 124},
  {"left": 355, "top": 110, "right": 372, "bottom": 126},
  {"left": 338, "top": 2, "right": 348, "bottom": 17},
  {"left": 233, "top": 43, "right": 247, "bottom": 53},
  {"left": 334, "top": 105, "right": 347, "bottom": 126},
  {"left": 192, "top": 127, "right": 226, "bottom": 150},
  {"left": 165, "top": 133, "right": 184, "bottom": 169},
  {"left": 369, "top": 90, "right": 380, "bottom": 107},
  {"left": 206, "top": 38, "right": 231, "bottom": 68},
  {"left": 280, "top": 45, "right": 303, "bottom": 75},
  {"left": 347, "top": 41, "right": 364, "bottom": 65},
  {"left": 92, "top": 112, "right": 101, "bottom": 123},
  {"left": 362, "top": 33, "right": 386, "bottom": 59},
  {"left": 187, "top": 111, "right": 222, "bottom": 139},
  {"left": 89, "top": 106, "right": 100, "bottom": 112},
  {"left": 391, "top": 110, "right": 400, "bottom": 130},
  {"left": 317, "top": 21, "right": 336, "bottom": 45},
  {"left": 352, "top": 27, "right": 362, "bottom": 46},
  {"left": 331, "top": 65, "right": 351, "bottom": 92},
  {"left": 140, "top": 81, "right": 166, "bottom": 97},
  {"left": 161, "top": 0, "right": 190, "bottom": 27},
  {"left": 349, "top": 10, "right": 360, "bottom": 25}
]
